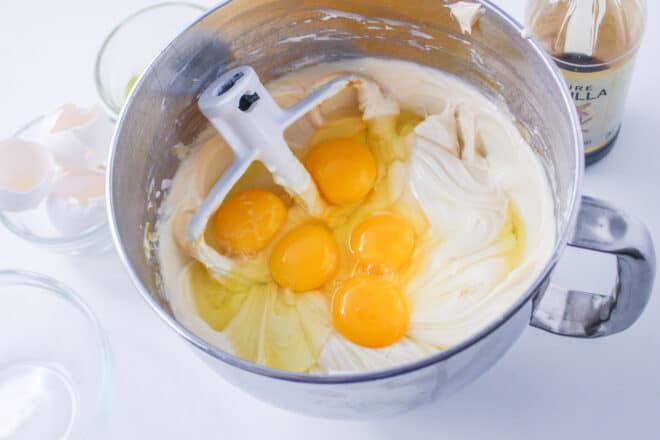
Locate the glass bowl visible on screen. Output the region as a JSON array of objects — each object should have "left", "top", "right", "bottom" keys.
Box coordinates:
[
  {"left": 0, "top": 116, "right": 113, "bottom": 255},
  {"left": 94, "top": 2, "right": 206, "bottom": 118},
  {"left": 0, "top": 270, "right": 112, "bottom": 439}
]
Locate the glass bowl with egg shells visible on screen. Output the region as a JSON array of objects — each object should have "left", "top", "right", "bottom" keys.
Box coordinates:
[
  {"left": 0, "top": 115, "right": 113, "bottom": 255},
  {"left": 0, "top": 270, "right": 112, "bottom": 439}
]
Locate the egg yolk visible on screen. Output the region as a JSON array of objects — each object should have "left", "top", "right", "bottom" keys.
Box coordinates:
[
  {"left": 269, "top": 224, "right": 339, "bottom": 292},
  {"left": 332, "top": 276, "right": 409, "bottom": 348},
  {"left": 350, "top": 214, "right": 416, "bottom": 274},
  {"left": 304, "top": 138, "right": 377, "bottom": 205},
  {"left": 212, "top": 188, "right": 287, "bottom": 254}
]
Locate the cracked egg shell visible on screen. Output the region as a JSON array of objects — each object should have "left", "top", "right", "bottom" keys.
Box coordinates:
[
  {"left": 46, "top": 169, "right": 106, "bottom": 235},
  {"left": 39, "top": 104, "right": 114, "bottom": 170},
  {"left": 0, "top": 139, "right": 55, "bottom": 212}
]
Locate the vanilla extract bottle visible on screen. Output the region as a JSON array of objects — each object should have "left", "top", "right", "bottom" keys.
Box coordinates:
[{"left": 526, "top": 0, "right": 646, "bottom": 165}]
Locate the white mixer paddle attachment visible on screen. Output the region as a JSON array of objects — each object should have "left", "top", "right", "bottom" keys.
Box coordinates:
[{"left": 189, "top": 65, "right": 362, "bottom": 246}]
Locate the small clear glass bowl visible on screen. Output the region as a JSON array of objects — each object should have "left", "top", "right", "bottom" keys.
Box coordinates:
[
  {"left": 95, "top": 2, "right": 206, "bottom": 118},
  {"left": 0, "top": 270, "right": 112, "bottom": 439},
  {"left": 0, "top": 116, "right": 113, "bottom": 255}
]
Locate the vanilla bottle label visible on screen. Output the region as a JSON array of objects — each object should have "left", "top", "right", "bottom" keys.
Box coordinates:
[{"left": 557, "top": 57, "right": 636, "bottom": 154}]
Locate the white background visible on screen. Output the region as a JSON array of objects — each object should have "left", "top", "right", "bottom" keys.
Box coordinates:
[{"left": 1, "top": 0, "right": 659, "bottom": 438}]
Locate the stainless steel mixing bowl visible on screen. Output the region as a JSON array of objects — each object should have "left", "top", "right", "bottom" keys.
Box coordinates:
[{"left": 107, "top": 0, "right": 656, "bottom": 418}]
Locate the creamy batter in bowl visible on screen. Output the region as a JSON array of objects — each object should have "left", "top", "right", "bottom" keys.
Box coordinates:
[
  {"left": 157, "top": 58, "right": 557, "bottom": 374},
  {"left": 108, "top": 0, "right": 655, "bottom": 418}
]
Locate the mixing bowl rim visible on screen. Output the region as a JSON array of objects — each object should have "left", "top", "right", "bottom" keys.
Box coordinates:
[{"left": 107, "top": 0, "right": 584, "bottom": 384}]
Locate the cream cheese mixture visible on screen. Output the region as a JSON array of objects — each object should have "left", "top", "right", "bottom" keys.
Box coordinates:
[{"left": 156, "top": 58, "right": 556, "bottom": 373}]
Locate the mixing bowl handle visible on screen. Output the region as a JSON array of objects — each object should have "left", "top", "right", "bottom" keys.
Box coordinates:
[{"left": 530, "top": 196, "right": 656, "bottom": 337}]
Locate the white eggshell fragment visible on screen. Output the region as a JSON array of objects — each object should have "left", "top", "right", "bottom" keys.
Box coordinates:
[
  {"left": 39, "top": 104, "right": 114, "bottom": 170},
  {"left": 46, "top": 169, "right": 106, "bottom": 235},
  {"left": 0, "top": 139, "right": 55, "bottom": 212}
]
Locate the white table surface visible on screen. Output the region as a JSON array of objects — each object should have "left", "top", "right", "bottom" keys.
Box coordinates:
[{"left": 1, "top": 0, "right": 659, "bottom": 438}]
